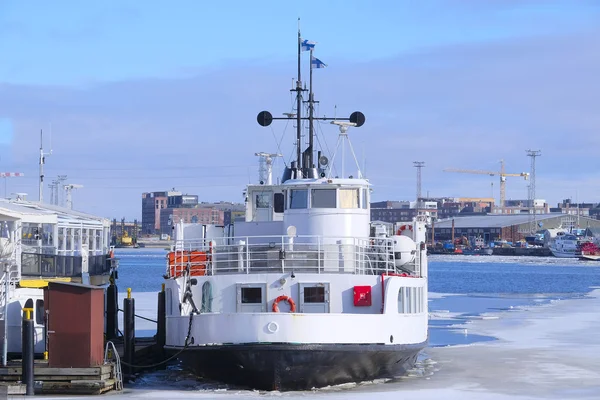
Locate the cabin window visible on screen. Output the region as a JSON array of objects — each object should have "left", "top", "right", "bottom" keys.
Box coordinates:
[
  {"left": 66, "top": 229, "right": 72, "bottom": 250},
  {"left": 256, "top": 193, "right": 271, "bottom": 209},
  {"left": 339, "top": 188, "right": 359, "bottom": 209},
  {"left": 298, "top": 283, "right": 330, "bottom": 313},
  {"left": 304, "top": 286, "right": 325, "bottom": 303},
  {"left": 311, "top": 189, "right": 336, "bottom": 208},
  {"left": 35, "top": 300, "right": 44, "bottom": 325},
  {"left": 398, "top": 287, "right": 423, "bottom": 314},
  {"left": 290, "top": 189, "right": 308, "bottom": 209},
  {"left": 274, "top": 193, "right": 284, "bottom": 213},
  {"left": 58, "top": 228, "right": 64, "bottom": 250},
  {"left": 242, "top": 287, "right": 262, "bottom": 303},
  {"left": 362, "top": 189, "right": 368, "bottom": 209},
  {"left": 236, "top": 283, "right": 267, "bottom": 312}
]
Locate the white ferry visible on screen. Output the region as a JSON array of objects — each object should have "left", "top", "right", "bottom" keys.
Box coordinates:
[
  {"left": 0, "top": 198, "right": 115, "bottom": 363},
  {"left": 163, "top": 31, "right": 428, "bottom": 390}
]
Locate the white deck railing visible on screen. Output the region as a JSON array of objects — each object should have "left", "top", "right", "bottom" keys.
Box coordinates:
[{"left": 167, "top": 235, "right": 422, "bottom": 278}]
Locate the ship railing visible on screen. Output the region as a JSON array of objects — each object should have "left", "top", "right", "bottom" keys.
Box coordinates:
[{"left": 167, "top": 235, "right": 422, "bottom": 277}]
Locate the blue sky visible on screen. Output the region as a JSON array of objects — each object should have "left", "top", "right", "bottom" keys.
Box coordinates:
[
  {"left": 1, "top": 1, "right": 599, "bottom": 219},
  {"left": 2, "top": 0, "right": 597, "bottom": 85}
]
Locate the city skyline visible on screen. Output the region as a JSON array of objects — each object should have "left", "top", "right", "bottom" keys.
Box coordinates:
[{"left": 1, "top": 1, "right": 599, "bottom": 220}]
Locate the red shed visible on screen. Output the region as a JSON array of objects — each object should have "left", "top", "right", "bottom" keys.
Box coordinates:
[{"left": 46, "top": 281, "right": 105, "bottom": 368}]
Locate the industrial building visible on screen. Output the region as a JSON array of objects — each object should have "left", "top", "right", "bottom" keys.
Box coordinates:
[
  {"left": 141, "top": 191, "right": 181, "bottom": 234},
  {"left": 432, "top": 213, "right": 600, "bottom": 244},
  {"left": 370, "top": 200, "right": 438, "bottom": 224},
  {"left": 142, "top": 191, "right": 246, "bottom": 235}
]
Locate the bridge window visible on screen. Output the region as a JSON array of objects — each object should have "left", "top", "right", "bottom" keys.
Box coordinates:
[
  {"left": 290, "top": 189, "right": 308, "bottom": 209},
  {"left": 311, "top": 189, "right": 336, "bottom": 208},
  {"left": 362, "top": 189, "right": 368, "bottom": 209},
  {"left": 274, "top": 193, "right": 284, "bottom": 213},
  {"left": 339, "top": 188, "right": 359, "bottom": 209},
  {"left": 256, "top": 193, "right": 271, "bottom": 209}
]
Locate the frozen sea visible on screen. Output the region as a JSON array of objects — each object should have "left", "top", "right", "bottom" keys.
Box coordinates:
[{"left": 58, "top": 249, "right": 600, "bottom": 399}]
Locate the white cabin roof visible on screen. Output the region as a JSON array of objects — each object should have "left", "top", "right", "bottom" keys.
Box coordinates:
[
  {"left": 0, "top": 199, "right": 108, "bottom": 227},
  {"left": 281, "top": 177, "right": 370, "bottom": 187}
]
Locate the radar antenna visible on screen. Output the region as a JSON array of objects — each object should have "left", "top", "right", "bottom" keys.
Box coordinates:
[
  {"left": 327, "top": 121, "right": 363, "bottom": 179},
  {"left": 254, "top": 152, "right": 283, "bottom": 185}
]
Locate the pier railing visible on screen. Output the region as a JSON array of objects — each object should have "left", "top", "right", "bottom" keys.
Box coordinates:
[
  {"left": 20, "top": 253, "right": 112, "bottom": 278},
  {"left": 167, "top": 235, "right": 422, "bottom": 278}
]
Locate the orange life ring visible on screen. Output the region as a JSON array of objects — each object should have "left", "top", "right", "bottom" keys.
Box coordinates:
[
  {"left": 272, "top": 295, "right": 296, "bottom": 313},
  {"left": 396, "top": 224, "right": 413, "bottom": 235}
]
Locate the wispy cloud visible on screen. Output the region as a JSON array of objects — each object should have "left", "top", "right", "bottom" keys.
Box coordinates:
[{"left": 0, "top": 22, "right": 598, "bottom": 218}]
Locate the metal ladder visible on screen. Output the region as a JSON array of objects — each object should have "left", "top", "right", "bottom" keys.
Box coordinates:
[{"left": 104, "top": 341, "right": 124, "bottom": 391}]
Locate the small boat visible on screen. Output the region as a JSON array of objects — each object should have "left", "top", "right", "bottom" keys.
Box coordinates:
[
  {"left": 550, "top": 234, "right": 582, "bottom": 258},
  {"left": 578, "top": 242, "right": 600, "bottom": 261},
  {"left": 461, "top": 247, "right": 493, "bottom": 256}
]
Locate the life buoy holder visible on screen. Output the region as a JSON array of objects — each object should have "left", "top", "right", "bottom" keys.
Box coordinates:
[
  {"left": 396, "top": 224, "right": 413, "bottom": 235},
  {"left": 272, "top": 295, "right": 296, "bottom": 313}
]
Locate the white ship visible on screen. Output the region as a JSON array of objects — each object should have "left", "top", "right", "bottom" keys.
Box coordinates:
[{"left": 163, "top": 30, "right": 428, "bottom": 390}]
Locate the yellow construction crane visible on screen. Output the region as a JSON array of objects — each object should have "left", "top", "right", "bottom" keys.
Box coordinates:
[{"left": 443, "top": 160, "right": 529, "bottom": 208}]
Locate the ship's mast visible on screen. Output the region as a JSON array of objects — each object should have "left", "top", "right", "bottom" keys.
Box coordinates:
[
  {"left": 307, "top": 46, "right": 315, "bottom": 172},
  {"left": 294, "top": 22, "right": 303, "bottom": 171},
  {"left": 256, "top": 26, "right": 365, "bottom": 182}
]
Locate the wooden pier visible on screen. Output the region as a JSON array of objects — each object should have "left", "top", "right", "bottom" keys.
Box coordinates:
[{"left": 0, "top": 362, "right": 116, "bottom": 395}]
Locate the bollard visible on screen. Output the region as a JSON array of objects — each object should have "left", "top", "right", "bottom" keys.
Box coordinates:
[
  {"left": 22, "top": 307, "right": 34, "bottom": 396},
  {"left": 106, "top": 282, "right": 118, "bottom": 340},
  {"left": 123, "top": 288, "right": 135, "bottom": 378},
  {"left": 156, "top": 284, "right": 166, "bottom": 361}
]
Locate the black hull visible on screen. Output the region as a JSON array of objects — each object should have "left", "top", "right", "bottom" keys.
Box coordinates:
[{"left": 171, "top": 342, "right": 426, "bottom": 391}]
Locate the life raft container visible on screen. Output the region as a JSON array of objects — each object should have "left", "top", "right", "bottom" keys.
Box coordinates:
[
  {"left": 272, "top": 295, "right": 296, "bottom": 313},
  {"left": 167, "top": 250, "right": 207, "bottom": 278}
]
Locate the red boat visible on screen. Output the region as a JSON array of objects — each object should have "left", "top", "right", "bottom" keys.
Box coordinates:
[{"left": 578, "top": 242, "right": 600, "bottom": 261}]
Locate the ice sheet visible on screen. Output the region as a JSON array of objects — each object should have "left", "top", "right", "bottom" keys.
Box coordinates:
[{"left": 68, "top": 289, "right": 600, "bottom": 399}]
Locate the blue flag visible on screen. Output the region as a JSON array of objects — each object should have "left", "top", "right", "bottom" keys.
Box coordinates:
[
  {"left": 301, "top": 39, "right": 316, "bottom": 51},
  {"left": 311, "top": 56, "right": 327, "bottom": 69}
]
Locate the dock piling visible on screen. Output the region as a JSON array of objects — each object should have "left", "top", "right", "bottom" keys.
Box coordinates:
[
  {"left": 22, "top": 307, "right": 34, "bottom": 396},
  {"left": 123, "top": 288, "right": 135, "bottom": 378},
  {"left": 157, "top": 284, "right": 166, "bottom": 359},
  {"left": 106, "top": 281, "right": 118, "bottom": 340}
]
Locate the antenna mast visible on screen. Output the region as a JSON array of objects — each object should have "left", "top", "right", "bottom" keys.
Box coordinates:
[
  {"left": 38, "top": 129, "right": 52, "bottom": 203},
  {"left": 295, "top": 20, "right": 303, "bottom": 171},
  {"left": 413, "top": 161, "right": 425, "bottom": 210},
  {"left": 64, "top": 183, "right": 83, "bottom": 210},
  {"left": 307, "top": 46, "right": 315, "bottom": 172},
  {"left": 526, "top": 149, "right": 541, "bottom": 233}
]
